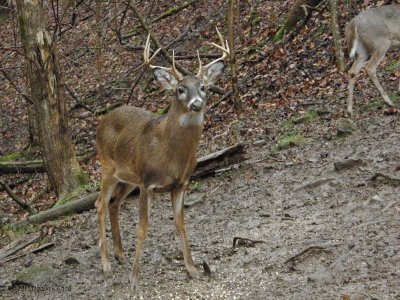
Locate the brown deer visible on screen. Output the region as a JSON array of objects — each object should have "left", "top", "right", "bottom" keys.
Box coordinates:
[
  {"left": 95, "top": 29, "right": 229, "bottom": 289},
  {"left": 345, "top": 4, "right": 400, "bottom": 116}
]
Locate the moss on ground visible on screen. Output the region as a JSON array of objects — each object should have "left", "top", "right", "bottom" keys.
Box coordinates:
[{"left": 277, "top": 133, "right": 306, "bottom": 150}]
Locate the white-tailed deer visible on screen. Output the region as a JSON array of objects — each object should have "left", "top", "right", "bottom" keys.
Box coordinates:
[
  {"left": 345, "top": 4, "right": 400, "bottom": 115},
  {"left": 95, "top": 29, "right": 229, "bottom": 289}
]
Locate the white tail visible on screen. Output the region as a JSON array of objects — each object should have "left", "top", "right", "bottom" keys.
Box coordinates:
[
  {"left": 95, "top": 28, "right": 229, "bottom": 289},
  {"left": 348, "top": 27, "right": 358, "bottom": 59},
  {"left": 345, "top": 4, "right": 400, "bottom": 115}
]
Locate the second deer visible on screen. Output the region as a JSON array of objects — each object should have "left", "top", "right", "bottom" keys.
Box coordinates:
[
  {"left": 345, "top": 4, "right": 400, "bottom": 116},
  {"left": 95, "top": 29, "right": 229, "bottom": 289}
]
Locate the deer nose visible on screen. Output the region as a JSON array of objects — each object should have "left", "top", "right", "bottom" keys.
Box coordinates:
[{"left": 189, "top": 98, "right": 204, "bottom": 112}]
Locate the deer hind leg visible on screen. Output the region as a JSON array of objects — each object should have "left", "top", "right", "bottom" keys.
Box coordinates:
[
  {"left": 171, "top": 184, "right": 199, "bottom": 279},
  {"left": 109, "top": 182, "right": 135, "bottom": 264},
  {"left": 347, "top": 48, "right": 369, "bottom": 116},
  {"left": 97, "top": 175, "right": 118, "bottom": 273},
  {"left": 365, "top": 46, "right": 394, "bottom": 107},
  {"left": 130, "top": 187, "right": 152, "bottom": 289}
]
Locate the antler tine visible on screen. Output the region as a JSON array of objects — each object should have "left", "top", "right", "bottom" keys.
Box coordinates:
[
  {"left": 143, "top": 34, "right": 183, "bottom": 79},
  {"left": 197, "top": 27, "right": 230, "bottom": 73},
  {"left": 172, "top": 50, "right": 183, "bottom": 80},
  {"left": 196, "top": 50, "right": 202, "bottom": 77},
  {"left": 216, "top": 27, "right": 225, "bottom": 47},
  {"left": 143, "top": 34, "right": 162, "bottom": 69}
]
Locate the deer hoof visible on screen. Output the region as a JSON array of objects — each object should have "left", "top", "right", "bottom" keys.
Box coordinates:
[
  {"left": 129, "top": 276, "right": 138, "bottom": 290},
  {"left": 115, "top": 253, "right": 126, "bottom": 264},
  {"left": 102, "top": 261, "right": 112, "bottom": 273},
  {"left": 187, "top": 266, "right": 200, "bottom": 279}
]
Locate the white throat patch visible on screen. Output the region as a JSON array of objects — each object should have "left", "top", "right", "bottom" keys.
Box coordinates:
[{"left": 179, "top": 112, "right": 204, "bottom": 127}]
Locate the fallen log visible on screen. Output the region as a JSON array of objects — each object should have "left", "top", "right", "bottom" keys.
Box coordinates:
[
  {"left": 11, "top": 192, "right": 99, "bottom": 228},
  {"left": 0, "top": 151, "right": 95, "bottom": 175},
  {"left": 0, "top": 161, "right": 44, "bottom": 175},
  {"left": 10, "top": 144, "right": 245, "bottom": 227}
]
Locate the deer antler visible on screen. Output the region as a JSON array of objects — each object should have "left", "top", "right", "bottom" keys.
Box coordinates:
[
  {"left": 197, "top": 27, "right": 230, "bottom": 77},
  {"left": 143, "top": 34, "right": 183, "bottom": 80}
]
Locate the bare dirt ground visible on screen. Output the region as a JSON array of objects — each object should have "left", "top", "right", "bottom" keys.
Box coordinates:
[{"left": 1, "top": 105, "right": 399, "bottom": 299}]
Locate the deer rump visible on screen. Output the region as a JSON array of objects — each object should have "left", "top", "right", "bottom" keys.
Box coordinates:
[{"left": 345, "top": 5, "right": 400, "bottom": 59}]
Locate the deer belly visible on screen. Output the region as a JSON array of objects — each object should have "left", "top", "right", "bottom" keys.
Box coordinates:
[{"left": 144, "top": 171, "right": 181, "bottom": 192}]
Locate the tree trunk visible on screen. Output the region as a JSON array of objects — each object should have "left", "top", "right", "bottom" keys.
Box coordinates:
[
  {"left": 16, "top": 0, "right": 87, "bottom": 199},
  {"left": 27, "top": 104, "right": 40, "bottom": 149},
  {"left": 274, "top": 0, "right": 324, "bottom": 42},
  {"left": 95, "top": 0, "right": 105, "bottom": 102},
  {"left": 227, "top": 0, "right": 241, "bottom": 111},
  {"left": 329, "top": 0, "right": 345, "bottom": 72}
]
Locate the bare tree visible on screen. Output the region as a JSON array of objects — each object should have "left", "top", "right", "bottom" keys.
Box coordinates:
[
  {"left": 15, "top": 0, "right": 88, "bottom": 199},
  {"left": 227, "top": 0, "right": 241, "bottom": 110},
  {"left": 329, "top": 0, "right": 345, "bottom": 72}
]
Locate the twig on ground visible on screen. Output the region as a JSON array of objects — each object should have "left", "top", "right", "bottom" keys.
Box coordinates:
[
  {"left": 0, "top": 180, "right": 36, "bottom": 214},
  {"left": 232, "top": 237, "right": 266, "bottom": 248},
  {"left": 0, "top": 233, "right": 41, "bottom": 261},
  {"left": 369, "top": 172, "right": 400, "bottom": 186}
]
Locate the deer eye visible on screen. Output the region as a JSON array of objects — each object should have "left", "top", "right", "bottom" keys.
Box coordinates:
[
  {"left": 200, "top": 85, "right": 205, "bottom": 92},
  {"left": 178, "top": 87, "right": 185, "bottom": 94}
]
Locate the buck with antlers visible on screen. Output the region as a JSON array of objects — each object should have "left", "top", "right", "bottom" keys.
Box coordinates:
[
  {"left": 345, "top": 4, "right": 400, "bottom": 116},
  {"left": 95, "top": 29, "right": 229, "bottom": 289}
]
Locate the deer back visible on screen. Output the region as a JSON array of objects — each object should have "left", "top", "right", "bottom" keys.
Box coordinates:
[{"left": 346, "top": 5, "right": 400, "bottom": 54}]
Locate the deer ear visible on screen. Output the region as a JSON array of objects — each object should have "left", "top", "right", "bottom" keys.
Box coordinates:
[
  {"left": 202, "top": 61, "right": 225, "bottom": 86},
  {"left": 153, "top": 68, "right": 178, "bottom": 90}
]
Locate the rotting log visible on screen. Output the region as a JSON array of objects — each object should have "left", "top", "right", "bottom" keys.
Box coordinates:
[
  {"left": 0, "top": 151, "right": 95, "bottom": 175},
  {"left": 11, "top": 192, "right": 100, "bottom": 228},
  {"left": 10, "top": 144, "right": 245, "bottom": 227}
]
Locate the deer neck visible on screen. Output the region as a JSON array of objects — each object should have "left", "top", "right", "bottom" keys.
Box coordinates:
[{"left": 162, "top": 103, "right": 204, "bottom": 150}]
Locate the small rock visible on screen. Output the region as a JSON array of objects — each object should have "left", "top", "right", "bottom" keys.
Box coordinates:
[
  {"left": 15, "top": 265, "right": 57, "bottom": 287},
  {"left": 334, "top": 158, "right": 364, "bottom": 171},
  {"left": 371, "top": 195, "right": 384, "bottom": 202},
  {"left": 365, "top": 195, "right": 385, "bottom": 207},
  {"left": 307, "top": 269, "right": 333, "bottom": 283},
  {"left": 184, "top": 193, "right": 206, "bottom": 208},
  {"left": 337, "top": 118, "right": 356, "bottom": 136},
  {"left": 64, "top": 257, "right": 80, "bottom": 265}
]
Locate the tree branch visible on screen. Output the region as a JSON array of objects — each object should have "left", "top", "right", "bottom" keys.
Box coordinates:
[{"left": 0, "top": 180, "right": 36, "bottom": 214}]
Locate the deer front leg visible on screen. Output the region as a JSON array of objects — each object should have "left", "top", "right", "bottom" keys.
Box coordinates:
[
  {"left": 171, "top": 184, "right": 199, "bottom": 279},
  {"left": 130, "top": 188, "right": 151, "bottom": 289},
  {"left": 97, "top": 176, "right": 118, "bottom": 273},
  {"left": 109, "top": 183, "right": 135, "bottom": 264}
]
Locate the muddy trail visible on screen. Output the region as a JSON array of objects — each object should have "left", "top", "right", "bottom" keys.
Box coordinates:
[{"left": 1, "top": 104, "right": 399, "bottom": 300}]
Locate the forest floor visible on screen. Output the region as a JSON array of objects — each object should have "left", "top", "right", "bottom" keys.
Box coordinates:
[
  {"left": 1, "top": 100, "right": 400, "bottom": 299},
  {"left": 1, "top": 1, "right": 400, "bottom": 299}
]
